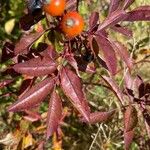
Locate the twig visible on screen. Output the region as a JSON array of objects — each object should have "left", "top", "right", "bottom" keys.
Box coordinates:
[
  {"left": 89, "top": 124, "right": 101, "bottom": 150},
  {"left": 83, "top": 82, "right": 111, "bottom": 89}
]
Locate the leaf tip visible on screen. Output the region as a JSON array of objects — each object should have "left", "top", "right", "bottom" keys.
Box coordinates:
[{"left": 7, "top": 105, "right": 15, "bottom": 112}]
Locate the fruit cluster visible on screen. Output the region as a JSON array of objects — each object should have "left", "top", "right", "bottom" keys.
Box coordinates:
[{"left": 43, "top": 0, "right": 84, "bottom": 38}]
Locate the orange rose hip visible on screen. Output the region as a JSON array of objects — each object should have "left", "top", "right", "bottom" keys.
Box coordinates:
[
  {"left": 61, "top": 11, "right": 84, "bottom": 38},
  {"left": 43, "top": 0, "right": 66, "bottom": 16}
]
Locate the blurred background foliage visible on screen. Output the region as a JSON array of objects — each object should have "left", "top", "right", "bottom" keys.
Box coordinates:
[
  {"left": 0, "top": 0, "right": 150, "bottom": 149},
  {"left": 0, "top": 0, "right": 25, "bottom": 44}
]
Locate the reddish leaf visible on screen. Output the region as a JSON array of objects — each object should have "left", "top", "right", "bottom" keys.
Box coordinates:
[
  {"left": 134, "top": 75, "right": 143, "bottom": 90},
  {"left": 85, "top": 63, "right": 96, "bottom": 74},
  {"left": 125, "top": 6, "right": 150, "bottom": 21},
  {"left": 65, "top": 53, "right": 95, "bottom": 75},
  {"left": 81, "top": 110, "right": 115, "bottom": 124},
  {"left": 18, "top": 78, "right": 35, "bottom": 97},
  {"left": 96, "top": 35, "right": 117, "bottom": 75},
  {"left": 124, "top": 71, "right": 134, "bottom": 90},
  {"left": 108, "top": 0, "right": 120, "bottom": 15},
  {"left": 89, "top": 12, "right": 99, "bottom": 31},
  {"left": 8, "top": 77, "right": 56, "bottom": 112},
  {"left": 123, "top": 0, "right": 135, "bottom": 9},
  {"left": 60, "top": 67, "right": 90, "bottom": 122},
  {"left": 89, "top": 36, "right": 99, "bottom": 57},
  {"left": 98, "top": 9, "right": 127, "bottom": 31},
  {"left": 19, "top": 12, "right": 44, "bottom": 31},
  {"left": 66, "top": 0, "right": 76, "bottom": 11},
  {"left": 0, "top": 93, "right": 11, "bottom": 99},
  {"left": 20, "top": 14, "right": 35, "bottom": 31},
  {"left": 124, "top": 130, "right": 134, "bottom": 150},
  {"left": 138, "top": 83, "right": 145, "bottom": 98},
  {"left": 46, "top": 90, "right": 62, "bottom": 139},
  {"left": 138, "top": 82, "right": 150, "bottom": 100},
  {"left": 145, "top": 83, "right": 150, "bottom": 97},
  {"left": 124, "top": 105, "right": 138, "bottom": 132},
  {"left": 143, "top": 110, "right": 150, "bottom": 127},
  {"left": 1, "top": 42, "right": 15, "bottom": 62},
  {"left": 65, "top": 53, "right": 80, "bottom": 76},
  {"left": 111, "top": 41, "right": 133, "bottom": 70},
  {"left": 102, "top": 76, "right": 124, "bottom": 102},
  {"left": 23, "top": 110, "right": 41, "bottom": 122},
  {"left": 89, "top": 36, "right": 108, "bottom": 69},
  {"left": 13, "top": 56, "right": 57, "bottom": 76},
  {"left": 1, "top": 68, "right": 20, "bottom": 78},
  {"left": 37, "top": 141, "right": 44, "bottom": 150},
  {"left": 74, "top": 56, "right": 96, "bottom": 74},
  {"left": 42, "top": 45, "right": 58, "bottom": 60},
  {"left": 14, "top": 32, "right": 45, "bottom": 55},
  {"left": 111, "top": 25, "right": 133, "bottom": 37},
  {"left": 0, "top": 79, "right": 13, "bottom": 89}
]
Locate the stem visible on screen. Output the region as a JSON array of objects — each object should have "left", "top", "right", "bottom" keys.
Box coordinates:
[
  {"left": 83, "top": 81, "right": 111, "bottom": 89},
  {"left": 89, "top": 124, "right": 101, "bottom": 150}
]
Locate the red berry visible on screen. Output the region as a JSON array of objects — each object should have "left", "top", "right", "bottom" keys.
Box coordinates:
[
  {"left": 61, "top": 12, "right": 84, "bottom": 38},
  {"left": 43, "top": 0, "right": 66, "bottom": 16}
]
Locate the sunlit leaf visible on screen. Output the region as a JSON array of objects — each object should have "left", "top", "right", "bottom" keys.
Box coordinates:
[
  {"left": 14, "top": 32, "right": 45, "bottom": 55},
  {"left": 60, "top": 67, "right": 90, "bottom": 122},
  {"left": 89, "top": 36, "right": 108, "bottom": 69},
  {"left": 125, "top": 6, "right": 150, "bottom": 21},
  {"left": 52, "top": 133, "right": 62, "bottom": 150},
  {"left": 19, "top": 11, "right": 44, "bottom": 31},
  {"left": 66, "top": 53, "right": 96, "bottom": 74},
  {"left": 111, "top": 24, "right": 133, "bottom": 37},
  {"left": 22, "top": 132, "right": 33, "bottom": 149},
  {"left": 66, "top": 0, "right": 76, "bottom": 11},
  {"left": 124, "top": 105, "right": 138, "bottom": 132},
  {"left": 8, "top": 77, "right": 56, "bottom": 112},
  {"left": 18, "top": 78, "right": 35, "bottom": 97},
  {"left": 23, "top": 110, "right": 41, "bottom": 122},
  {"left": 0, "top": 133, "right": 19, "bottom": 146},
  {"left": 108, "top": 0, "right": 120, "bottom": 15},
  {"left": 98, "top": 9, "right": 126, "bottom": 31},
  {"left": 102, "top": 76, "right": 124, "bottom": 102},
  {"left": 46, "top": 90, "right": 62, "bottom": 139},
  {"left": 41, "top": 45, "right": 58, "bottom": 60},
  {"left": 123, "top": 0, "right": 135, "bottom": 9},
  {"left": 89, "top": 12, "right": 99, "bottom": 31},
  {"left": 65, "top": 53, "right": 80, "bottom": 76},
  {"left": 81, "top": 110, "right": 115, "bottom": 124},
  {"left": 5, "top": 19, "right": 15, "bottom": 35},
  {"left": 36, "top": 141, "right": 44, "bottom": 150},
  {"left": 124, "top": 130, "right": 134, "bottom": 150},
  {"left": 111, "top": 41, "right": 133, "bottom": 70},
  {"left": 13, "top": 56, "right": 57, "bottom": 77},
  {"left": 96, "top": 36, "right": 117, "bottom": 75}
]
